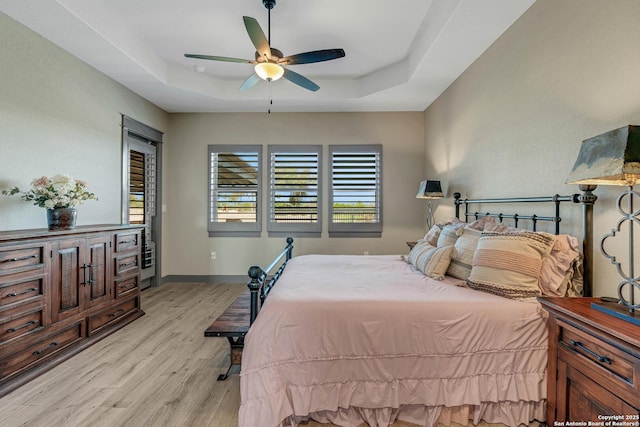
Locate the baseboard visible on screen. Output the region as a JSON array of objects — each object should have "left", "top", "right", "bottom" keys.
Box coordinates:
[{"left": 160, "top": 275, "right": 248, "bottom": 285}]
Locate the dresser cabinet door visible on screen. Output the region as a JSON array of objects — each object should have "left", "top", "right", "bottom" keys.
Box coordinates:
[
  {"left": 558, "top": 358, "right": 639, "bottom": 421},
  {"left": 50, "top": 239, "right": 84, "bottom": 323},
  {"left": 84, "top": 235, "right": 111, "bottom": 309}
]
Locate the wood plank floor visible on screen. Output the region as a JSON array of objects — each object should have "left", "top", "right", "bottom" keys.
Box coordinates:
[
  {"left": 0, "top": 282, "right": 495, "bottom": 427},
  {"left": 0, "top": 283, "right": 247, "bottom": 427}
]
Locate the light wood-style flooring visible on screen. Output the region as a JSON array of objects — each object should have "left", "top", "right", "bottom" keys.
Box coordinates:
[
  {"left": 0, "top": 282, "right": 247, "bottom": 427},
  {"left": 0, "top": 282, "right": 486, "bottom": 427}
]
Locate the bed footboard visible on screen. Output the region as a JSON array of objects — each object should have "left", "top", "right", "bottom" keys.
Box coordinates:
[{"left": 247, "top": 237, "right": 294, "bottom": 325}]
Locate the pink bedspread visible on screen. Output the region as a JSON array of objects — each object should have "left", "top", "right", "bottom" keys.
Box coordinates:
[{"left": 239, "top": 255, "right": 548, "bottom": 427}]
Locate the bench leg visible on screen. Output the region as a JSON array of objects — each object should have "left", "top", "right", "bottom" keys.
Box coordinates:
[
  {"left": 217, "top": 336, "right": 244, "bottom": 381},
  {"left": 217, "top": 364, "right": 235, "bottom": 381}
]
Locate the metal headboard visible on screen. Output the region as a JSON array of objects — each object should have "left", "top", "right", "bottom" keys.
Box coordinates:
[{"left": 452, "top": 185, "right": 597, "bottom": 297}]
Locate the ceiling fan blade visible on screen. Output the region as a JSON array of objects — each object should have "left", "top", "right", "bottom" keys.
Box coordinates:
[
  {"left": 279, "top": 49, "right": 345, "bottom": 65},
  {"left": 185, "top": 54, "right": 254, "bottom": 64},
  {"left": 283, "top": 69, "right": 320, "bottom": 92},
  {"left": 239, "top": 74, "right": 261, "bottom": 91},
  {"left": 243, "top": 16, "right": 271, "bottom": 60}
]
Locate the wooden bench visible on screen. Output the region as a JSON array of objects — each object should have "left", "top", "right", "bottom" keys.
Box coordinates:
[{"left": 204, "top": 289, "right": 250, "bottom": 380}]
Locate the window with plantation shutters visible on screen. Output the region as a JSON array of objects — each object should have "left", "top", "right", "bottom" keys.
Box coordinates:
[
  {"left": 208, "top": 145, "right": 262, "bottom": 237},
  {"left": 268, "top": 145, "right": 322, "bottom": 236},
  {"left": 329, "top": 145, "right": 382, "bottom": 237}
]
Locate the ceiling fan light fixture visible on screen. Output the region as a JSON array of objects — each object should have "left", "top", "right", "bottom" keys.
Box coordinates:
[{"left": 255, "top": 62, "right": 284, "bottom": 81}]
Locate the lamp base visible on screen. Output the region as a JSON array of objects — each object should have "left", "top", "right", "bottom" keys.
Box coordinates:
[{"left": 591, "top": 299, "right": 640, "bottom": 327}]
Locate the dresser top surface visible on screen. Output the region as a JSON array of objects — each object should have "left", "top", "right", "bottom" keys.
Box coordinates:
[
  {"left": 539, "top": 297, "right": 640, "bottom": 349},
  {"left": 0, "top": 224, "right": 144, "bottom": 242}
]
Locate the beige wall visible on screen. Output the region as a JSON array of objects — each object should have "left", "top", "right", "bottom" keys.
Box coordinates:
[
  {"left": 165, "top": 112, "right": 425, "bottom": 276},
  {"left": 0, "top": 10, "right": 426, "bottom": 280},
  {"left": 0, "top": 11, "right": 168, "bottom": 231},
  {"left": 424, "top": 0, "right": 640, "bottom": 297},
  {"left": 9, "top": 0, "right": 639, "bottom": 293}
]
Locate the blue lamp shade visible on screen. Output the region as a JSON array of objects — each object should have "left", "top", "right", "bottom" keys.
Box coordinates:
[
  {"left": 416, "top": 180, "right": 443, "bottom": 199},
  {"left": 567, "top": 125, "right": 640, "bottom": 186}
]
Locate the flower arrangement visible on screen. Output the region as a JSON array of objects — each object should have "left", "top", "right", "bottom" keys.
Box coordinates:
[{"left": 2, "top": 174, "right": 98, "bottom": 209}]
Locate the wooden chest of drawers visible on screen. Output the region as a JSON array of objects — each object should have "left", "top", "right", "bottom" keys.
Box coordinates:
[
  {"left": 539, "top": 297, "right": 640, "bottom": 423},
  {"left": 0, "top": 225, "right": 145, "bottom": 396}
]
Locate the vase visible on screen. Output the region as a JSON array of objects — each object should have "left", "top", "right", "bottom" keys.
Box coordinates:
[{"left": 47, "top": 208, "right": 77, "bottom": 230}]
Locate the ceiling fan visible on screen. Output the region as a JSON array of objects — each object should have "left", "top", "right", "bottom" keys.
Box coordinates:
[{"left": 185, "top": 0, "right": 345, "bottom": 92}]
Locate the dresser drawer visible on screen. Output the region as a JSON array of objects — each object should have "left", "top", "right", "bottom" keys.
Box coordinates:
[
  {"left": 87, "top": 296, "right": 139, "bottom": 335},
  {"left": 0, "top": 246, "right": 45, "bottom": 275},
  {"left": 0, "top": 303, "right": 45, "bottom": 344},
  {"left": 557, "top": 318, "right": 640, "bottom": 398},
  {"left": 0, "top": 274, "right": 46, "bottom": 308},
  {"left": 114, "top": 274, "right": 139, "bottom": 299},
  {"left": 0, "top": 322, "right": 83, "bottom": 379},
  {"left": 115, "top": 233, "right": 139, "bottom": 253},
  {"left": 114, "top": 254, "right": 139, "bottom": 276}
]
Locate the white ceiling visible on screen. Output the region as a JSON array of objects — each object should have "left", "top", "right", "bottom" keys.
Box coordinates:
[{"left": 0, "top": 0, "right": 535, "bottom": 113}]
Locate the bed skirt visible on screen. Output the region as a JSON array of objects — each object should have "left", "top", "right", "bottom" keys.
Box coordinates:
[{"left": 283, "top": 401, "right": 546, "bottom": 427}]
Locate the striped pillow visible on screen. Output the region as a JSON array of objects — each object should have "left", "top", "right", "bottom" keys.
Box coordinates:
[
  {"left": 447, "top": 227, "right": 482, "bottom": 280},
  {"left": 407, "top": 241, "right": 453, "bottom": 280},
  {"left": 436, "top": 223, "right": 464, "bottom": 248},
  {"left": 467, "top": 230, "right": 555, "bottom": 299}
]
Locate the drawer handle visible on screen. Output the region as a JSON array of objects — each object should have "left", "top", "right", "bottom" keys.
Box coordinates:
[
  {"left": 119, "top": 239, "right": 135, "bottom": 244},
  {"left": 119, "top": 261, "right": 136, "bottom": 268},
  {"left": 109, "top": 309, "right": 125, "bottom": 318},
  {"left": 121, "top": 282, "right": 136, "bottom": 290},
  {"left": 1, "top": 255, "right": 37, "bottom": 263},
  {"left": 569, "top": 339, "right": 612, "bottom": 364},
  {"left": 7, "top": 320, "right": 37, "bottom": 333},
  {"left": 6, "top": 287, "right": 38, "bottom": 297},
  {"left": 33, "top": 341, "right": 58, "bottom": 356}
]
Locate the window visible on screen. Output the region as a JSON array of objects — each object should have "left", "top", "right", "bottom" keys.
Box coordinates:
[
  {"left": 268, "top": 145, "right": 322, "bottom": 236},
  {"left": 208, "top": 145, "right": 262, "bottom": 237},
  {"left": 329, "top": 145, "right": 382, "bottom": 237}
]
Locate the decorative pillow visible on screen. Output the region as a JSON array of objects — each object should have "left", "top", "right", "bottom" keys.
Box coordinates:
[
  {"left": 422, "top": 224, "right": 443, "bottom": 246},
  {"left": 447, "top": 227, "right": 482, "bottom": 280},
  {"left": 561, "top": 256, "right": 584, "bottom": 297},
  {"left": 539, "top": 234, "right": 582, "bottom": 296},
  {"left": 436, "top": 223, "right": 465, "bottom": 248},
  {"left": 406, "top": 241, "right": 453, "bottom": 280},
  {"left": 467, "top": 230, "right": 555, "bottom": 299},
  {"left": 483, "top": 221, "right": 513, "bottom": 233},
  {"left": 466, "top": 215, "right": 497, "bottom": 231}
]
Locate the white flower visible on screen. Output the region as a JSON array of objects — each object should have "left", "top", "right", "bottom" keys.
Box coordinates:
[{"left": 2, "top": 174, "right": 98, "bottom": 209}]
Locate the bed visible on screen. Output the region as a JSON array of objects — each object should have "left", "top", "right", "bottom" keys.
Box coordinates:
[{"left": 238, "top": 188, "right": 597, "bottom": 427}]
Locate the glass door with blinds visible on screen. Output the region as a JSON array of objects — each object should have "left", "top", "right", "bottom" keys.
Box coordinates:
[{"left": 123, "top": 132, "right": 158, "bottom": 289}]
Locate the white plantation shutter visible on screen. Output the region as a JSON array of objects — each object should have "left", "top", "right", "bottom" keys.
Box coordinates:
[
  {"left": 329, "top": 145, "right": 382, "bottom": 237},
  {"left": 268, "top": 145, "right": 322, "bottom": 236},
  {"left": 208, "top": 145, "right": 262, "bottom": 236}
]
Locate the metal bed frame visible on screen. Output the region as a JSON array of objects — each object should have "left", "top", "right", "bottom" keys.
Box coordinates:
[
  {"left": 246, "top": 186, "right": 597, "bottom": 325},
  {"left": 453, "top": 185, "right": 597, "bottom": 296}
]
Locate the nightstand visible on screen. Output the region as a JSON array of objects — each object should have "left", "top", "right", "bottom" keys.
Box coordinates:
[{"left": 538, "top": 297, "right": 640, "bottom": 423}]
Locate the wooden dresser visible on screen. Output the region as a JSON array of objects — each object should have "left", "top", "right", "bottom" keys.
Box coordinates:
[
  {"left": 0, "top": 225, "right": 145, "bottom": 397},
  {"left": 539, "top": 297, "right": 640, "bottom": 423}
]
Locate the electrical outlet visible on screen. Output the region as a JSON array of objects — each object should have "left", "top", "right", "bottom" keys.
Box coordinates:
[
  {"left": 210, "top": 252, "right": 217, "bottom": 260},
  {"left": 363, "top": 251, "right": 369, "bottom": 256}
]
